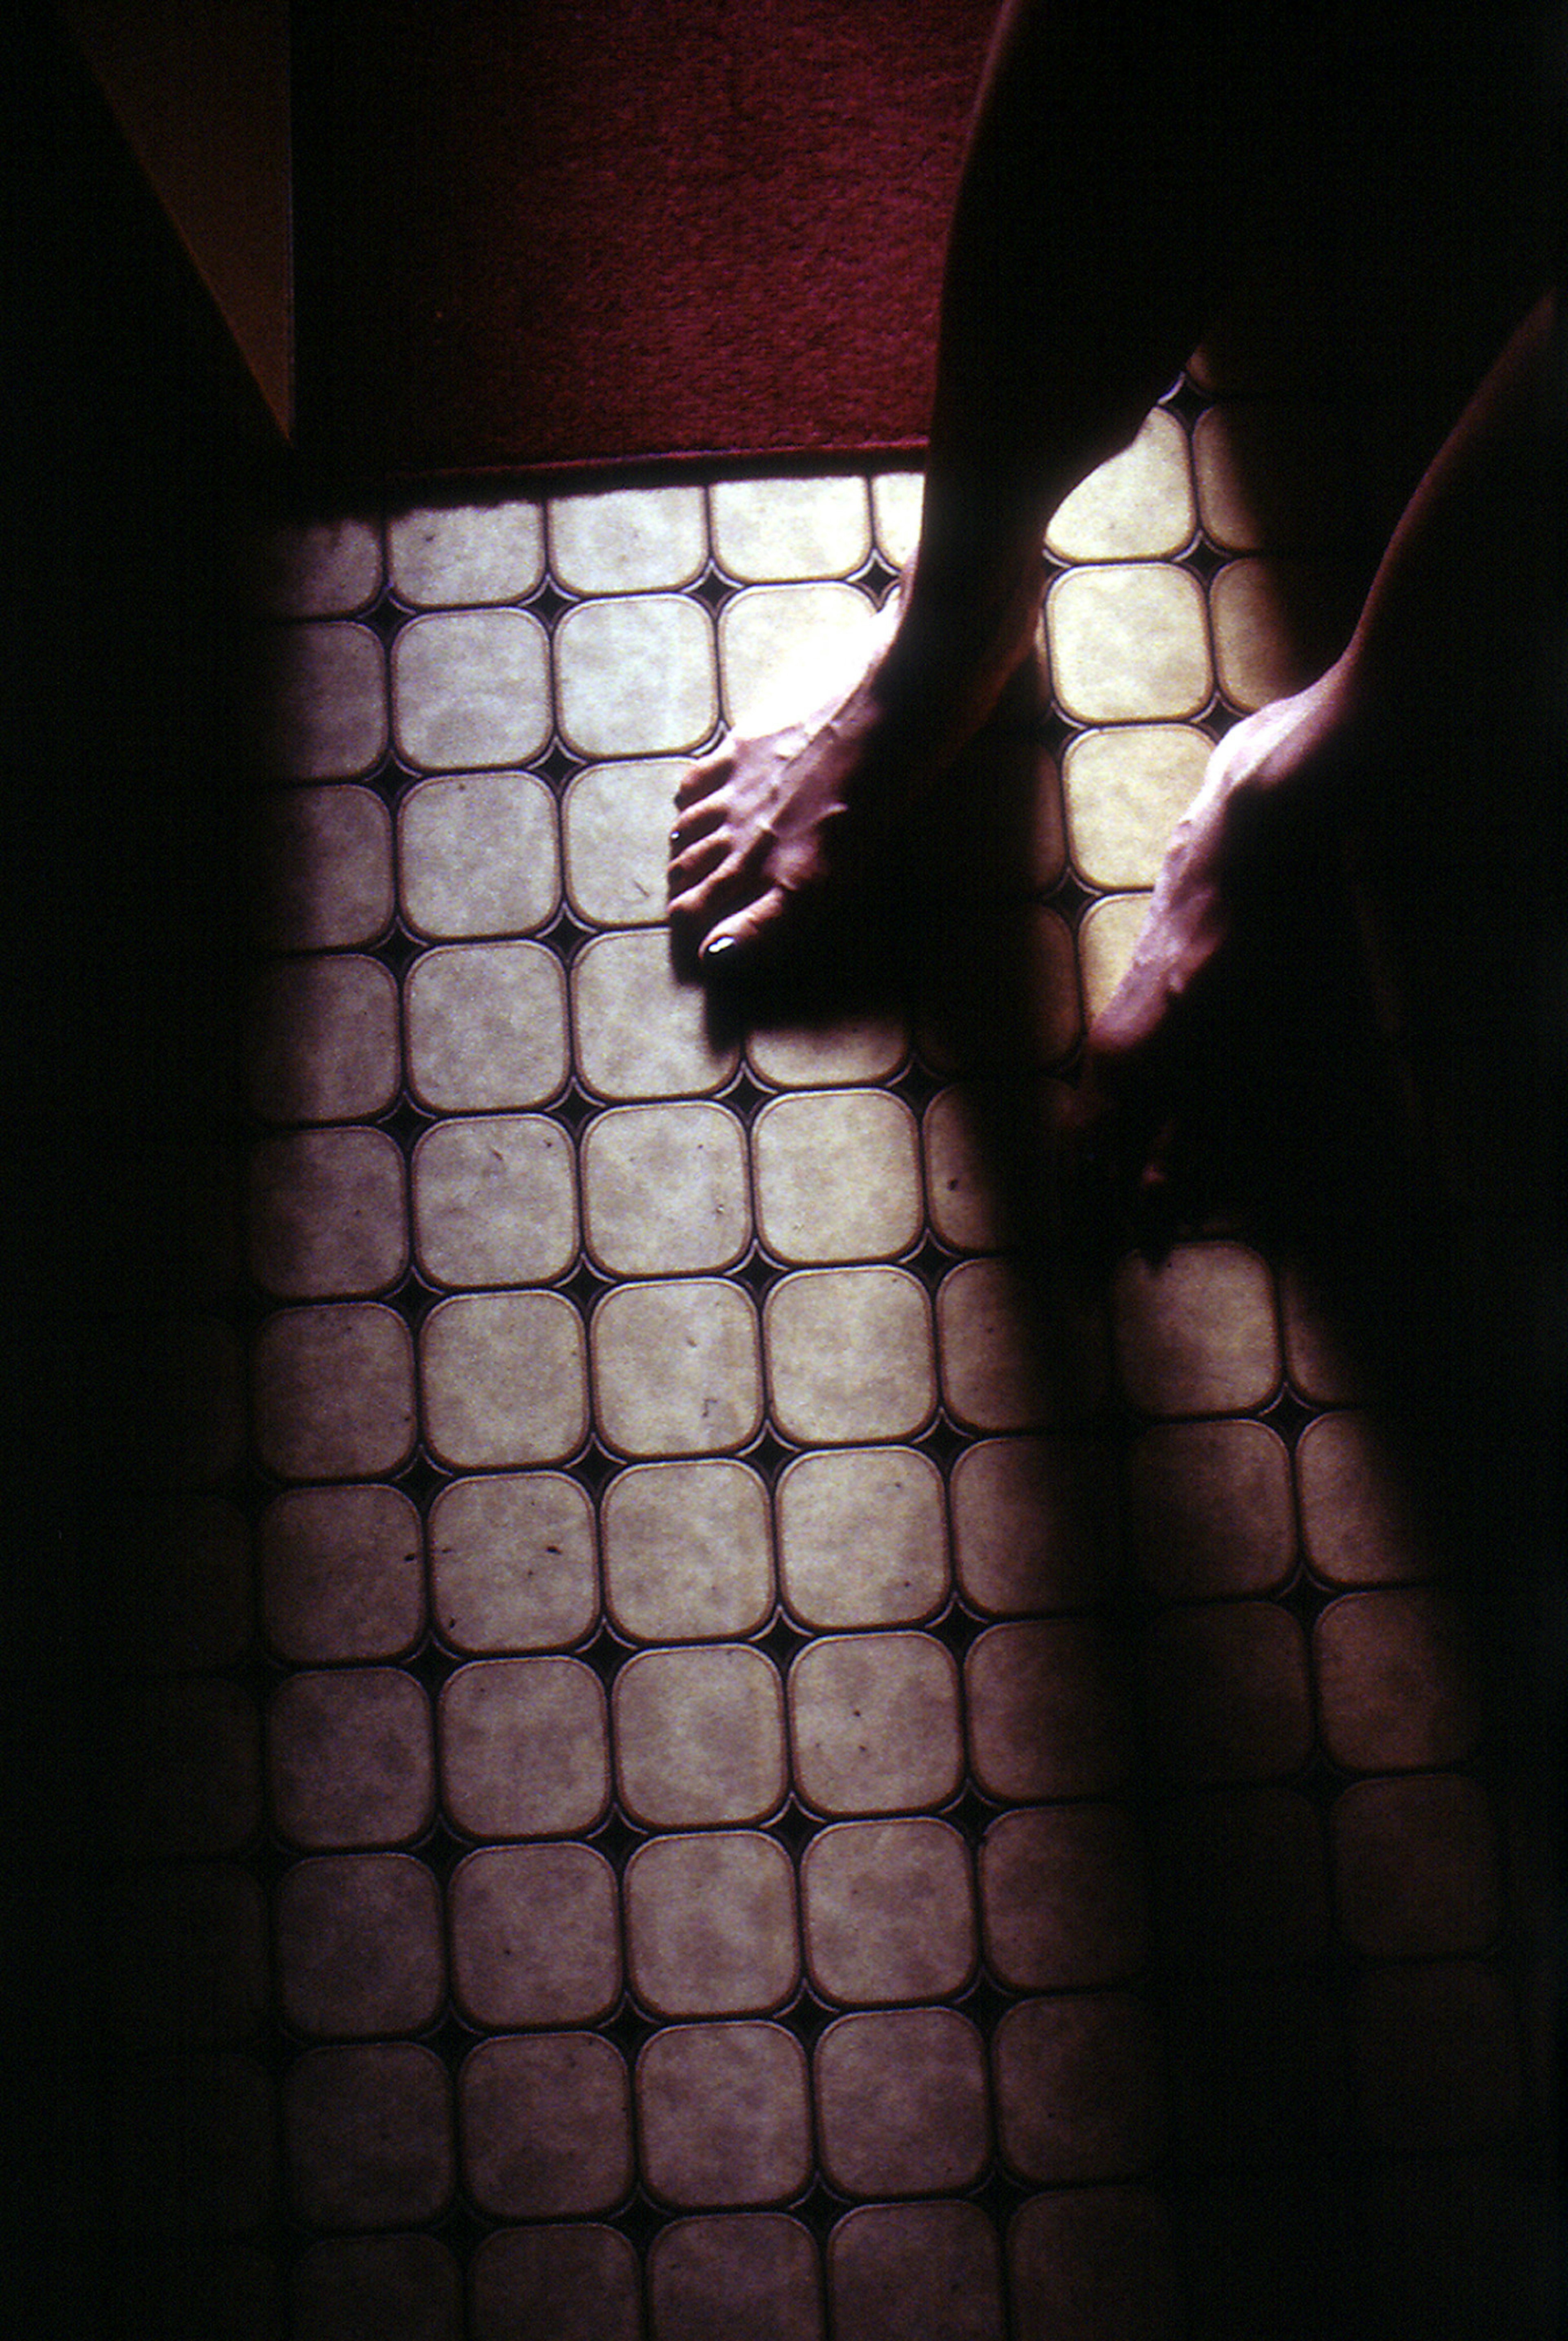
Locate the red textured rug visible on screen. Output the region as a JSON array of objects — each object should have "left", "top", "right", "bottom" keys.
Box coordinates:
[{"left": 291, "top": 0, "right": 997, "bottom": 480}]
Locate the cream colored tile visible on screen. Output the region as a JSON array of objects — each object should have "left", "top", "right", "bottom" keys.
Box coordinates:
[
  {"left": 592, "top": 1280, "right": 762, "bottom": 1457},
  {"left": 268, "top": 1670, "right": 434, "bottom": 1849},
  {"left": 405, "top": 941, "right": 568, "bottom": 1111},
  {"left": 776, "top": 1447, "right": 947, "bottom": 1629},
  {"left": 399, "top": 772, "right": 559, "bottom": 939},
  {"left": 450, "top": 1844, "right": 620, "bottom": 2027},
  {"left": 816, "top": 2010, "right": 988, "bottom": 2198},
  {"left": 950, "top": 1435, "right": 1114, "bottom": 1615},
  {"left": 387, "top": 501, "right": 545, "bottom": 607},
  {"left": 1113, "top": 1242, "right": 1281, "bottom": 1416},
  {"left": 746, "top": 1010, "right": 907, "bottom": 1089},
  {"left": 1047, "top": 565, "right": 1211, "bottom": 724},
  {"left": 1295, "top": 1410, "right": 1429, "bottom": 1587},
  {"left": 614, "top": 1646, "right": 786, "bottom": 1828},
  {"left": 936, "top": 1258, "right": 1054, "bottom": 1433},
  {"left": 265, "top": 622, "right": 387, "bottom": 781},
  {"left": 275, "top": 1854, "right": 444, "bottom": 2038},
  {"left": 563, "top": 758, "right": 686, "bottom": 927},
  {"left": 428, "top": 1472, "right": 597, "bottom": 1652},
  {"left": 556, "top": 596, "right": 717, "bottom": 757},
  {"left": 421, "top": 1292, "right": 587, "bottom": 1469},
  {"left": 831, "top": 2202, "right": 1002, "bottom": 2341},
  {"left": 1209, "top": 557, "right": 1356, "bottom": 711},
  {"left": 1143, "top": 1604, "right": 1312, "bottom": 1785},
  {"left": 248, "top": 1127, "right": 407, "bottom": 1299},
  {"left": 286, "top": 2045, "right": 452, "bottom": 2227},
  {"left": 788, "top": 1632, "right": 962, "bottom": 1816},
  {"left": 392, "top": 610, "right": 550, "bottom": 771},
  {"left": 711, "top": 478, "right": 872, "bottom": 583},
  {"left": 582, "top": 1103, "right": 749, "bottom": 1275},
  {"left": 718, "top": 583, "right": 878, "bottom": 732},
  {"left": 1313, "top": 1589, "right": 1480, "bottom": 1773},
  {"left": 649, "top": 2215, "right": 822, "bottom": 2341},
  {"left": 1009, "top": 2189, "right": 1181, "bottom": 2339},
  {"left": 922, "top": 1087, "right": 1004, "bottom": 1253},
  {"left": 981, "top": 1805, "right": 1147, "bottom": 1991},
  {"left": 439, "top": 1657, "right": 610, "bottom": 1838},
  {"left": 637, "top": 2023, "right": 811, "bottom": 2209},
  {"left": 1046, "top": 410, "right": 1196, "bottom": 561},
  {"left": 871, "top": 472, "right": 923, "bottom": 569},
  {"left": 549, "top": 484, "right": 708, "bottom": 593},
  {"left": 460, "top": 2035, "right": 630, "bottom": 2218},
  {"left": 1077, "top": 892, "right": 1150, "bottom": 1021},
  {"left": 471, "top": 2228, "right": 640, "bottom": 2341},
  {"left": 1128, "top": 1421, "right": 1295, "bottom": 1599},
  {"left": 573, "top": 929, "right": 740, "bottom": 1099},
  {"left": 1063, "top": 725, "right": 1210, "bottom": 889},
  {"left": 800, "top": 1819, "right": 975, "bottom": 2004},
  {"left": 252, "top": 785, "right": 394, "bottom": 950},
  {"left": 413, "top": 1116, "right": 577, "bottom": 1288},
  {"left": 753, "top": 1091, "right": 921, "bottom": 1263},
  {"left": 764, "top": 1268, "right": 934, "bottom": 1445},
  {"left": 625, "top": 1833, "right": 799, "bottom": 2018},
  {"left": 247, "top": 956, "right": 401, "bottom": 1124},
  {"left": 253, "top": 1304, "right": 415, "bottom": 1482},
  {"left": 993, "top": 1995, "right": 1164, "bottom": 2184},
  {"left": 260, "top": 1484, "right": 424, "bottom": 1664},
  {"left": 602, "top": 1459, "right": 772, "bottom": 1642},
  {"left": 967, "top": 1621, "right": 1134, "bottom": 1801},
  {"left": 257, "top": 517, "right": 381, "bottom": 618}
]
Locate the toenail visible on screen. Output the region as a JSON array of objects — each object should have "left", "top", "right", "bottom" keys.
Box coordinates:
[
  {"left": 669, "top": 825, "right": 683, "bottom": 847},
  {"left": 702, "top": 934, "right": 737, "bottom": 963}
]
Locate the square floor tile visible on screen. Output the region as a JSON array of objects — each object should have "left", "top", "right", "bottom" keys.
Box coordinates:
[
  {"left": 775, "top": 1446, "right": 947, "bottom": 1629},
  {"left": 1209, "top": 556, "right": 1356, "bottom": 711},
  {"left": 815, "top": 2009, "right": 989, "bottom": 2196},
  {"left": 1007, "top": 2187, "right": 1182, "bottom": 2341},
  {"left": 746, "top": 1011, "right": 906, "bottom": 1089},
  {"left": 1330, "top": 1774, "right": 1501, "bottom": 1959},
  {"left": 1062, "top": 724, "right": 1210, "bottom": 890},
  {"left": 1127, "top": 1419, "right": 1294, "bottom": 1599},
  {"left": 251, "top": 784, "right": 394, "bottom": 951},
  {"left": 1047, "top": 564, "right": 1211, "bottom": 723},
  {"left": 392, "top": 610, "right": 550, "bottom": 770},
  {"left": 399, "top": 772, "right": 559, "bottom": 938},
  {"left": 421, "top": 1292, "right": 588, "bottom": 1470},
  {"left": 247, "top": 957, "right": 401, "bottom": 1124},
  {"left": 753, "top": 1090, "right": 921, "bottom": 1263},
  {"left": 625, "top": 1832, "right": 799, "bottom": 2018},
  {"left": 936, "top": 1258, "right": 1058, "bottom": 1433},
  {"left": 980, "top": 1804, "right": 1147, "bottom": 1991},
  {"left": 718, "top": 582, "right": 879, "bottom": 732},
  {"left": 636, "top": 2023, "right": 811, "bottom": 2209},
  {"left": 966, "top": 1621, "right": 1134, "bottom": 1801},
  {"left": 800, "top": 1819, "right": 976, "bottom": 2004},
  {"left": 950, "top": 1435, "right": 1114, "bottom": 1615},
  {"left": 387, "top": 501, "right": 545, "bottom": 606},
  {"left": 614, "top": 1646, "right": 787, "bottom": 1828},
  {"left": 428, "top": 1472, "right": 597, "bottom": 1652},
  {"left": 259, "top": 1484, "right": 424, "bottom": 1664},
  {"left": 1076, "top": 892, "right": 1151, "bottom": 1022},
  {"left": 460, "top": 2035, "right": 631, "bottom": 2218},
  {"left": 1193, "top": 400, "right": 1353, "bottom": 554},
  {"left": 764, "top": 1267, "right": 934, "bottom": 1444},
  {"left": 549, "top": 483, "right": 707, "bottom": 594},
  {"left": 829, "top": 2201, "right": 1003, "bottom": 2341},
  {"left": 1112, "top": 1242, "right": 1281, "bottom": 1415},
  {"left": 470, "top": 2227, "right": 640, "bottom": 2341},
  {"left": 248, "top": 1127, "right": 407, "bottom": 1300},
  {"left": 563, "top": 758, "right": 687, "bottom": 927},
  {"left": 1313, "top": 1589, "right": 1481, "bottom": 1772},
  {"left": 582, "top": 1102, "right": 750, "bottom": 1275},
  {"left": 267, "top": 1669, "right": 434, "bottom": 1850},
  {"left": 556, "top": 596, "right": 717, "bottom": 757},
  {"left": 572, "top": 929, "right": 740, "bottom": 1099},
  {"left": 439, "top": 1657, "right": 609, "bottom": 1838},
  {"left": 405, "top": 940, "right": 568, "bottom": 1112},
  {"left": 788, "top": 1632, "right": 962, "bottom": 1816},
  {"left": 412, "top": 1115, "right": 577, "bottom": 1288},
  {"left": 922, "top": 1086, "right": 1005, "bottom": 1252},
  {"left": 265, "top": 621, "right": 387, "bottom": 781},
  {"left": 648, "top": 2214, "right": 822, "bottom": 2341},
  {"left": 871, "top": 472, "right": 922, "bottom": 569},
  {"left": 592, "top": 1279, "right": 762, "bottom": 1457},
  {"left": 1143, "top": 1603, "right": 1313, "bottom": 1786},
  {"left": 257, "top": 517, "right": 381, "bottom": 619},
  {"left": 993, "top": 1994, "right": 1164, "bottom": 2185},
  {"left": 601, "top": 1459, "right": 773, "bottom": 1642},
  {"left": 285, "top": 2043, "right": 453, "bottom": 2227},
  {"left": 1295, "top": 1410, "right": 1429, "bottom": 1586},
  {"left": 1045, "top": 410, "right": 1196, "bottom": 561},
  {"left": 252, "top": 1304, "right": 415, "bottom": 1482},
  {"left": 449, "top": 1844, "right": 621, "bottom": 2027},
  {"left": 710, "top": 477, "right": 871, "bottom": 581},
  {"left": 291, "top": 2233, "right": 459, "bottom": 2341},
  {"left": 275, "top": 1853, "right": 444, "bottom": 2037}
]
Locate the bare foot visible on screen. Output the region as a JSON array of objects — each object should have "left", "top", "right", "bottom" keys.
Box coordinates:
[{"left": 667, "top": 563, "right": 1042, "bottom": 973}]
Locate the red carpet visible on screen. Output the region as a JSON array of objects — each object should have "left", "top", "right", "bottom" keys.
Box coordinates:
[{"left": 291, "top": 0, "right": 997, "bottom": 480}]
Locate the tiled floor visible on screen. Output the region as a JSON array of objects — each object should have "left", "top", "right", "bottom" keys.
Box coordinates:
[{"left": 118, "top": 378, "right": 1553, "bottom": 2337}]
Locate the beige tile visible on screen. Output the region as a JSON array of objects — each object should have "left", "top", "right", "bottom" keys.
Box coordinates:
[
  {"left": 259, "top": 1483, "right": 424, "bottom": 1664},
  {"left": 1062, "top": 724, "right": 1210, "bottom": 889},
  {"left": 922, "top": 1087, "right": 1004, "bottom": 1253},
  {"left": 428, "top": 1472, "right": 597, "bottom": 1652},
  {"left": 994, "top": 1994, "right": 1163, "bottom": 2183},
  {"left": 1127, "top": 1420, "right": 1294, "bottom": 1598},
  {"left": 439, "top": 1657, "right": 609, "bottom": 1838},
  {"left": 460, "top": 2035, "right": 631, "bottom": 2218},
  {"left": 1143, "top": 1603, "right": 1313, "bottom": 1786},
  {"left": 450, "top": 1844, "right": 621, "bottom": 2027},
  {"left": 1313, "top": 1589, "right": 1480, "bottom": 1772},
  {"left": 251, "top": 785, "right": 394, "bottom": 950},
  {"left": 711, "top": 477, "right": 872, "bottom": 582},
  {"left": 800, "top": 1818, "right": 976, "bottom": 2004},
  {"left": 1152, "top": 1788, "right": 1328, "bottom": 1970},
  {"left": 107, "top": 1862, "right": 267, "bottom": 2048},
  {"left": 252, "top": 1303, "right": 415, "bottom": 1482},
  {"left": 717, "top": 582, "right": 879, "bottom": 732},
  {"left": 1047, "top": 565, "right": 1211, "bottom": 724},
  {"left": 1348, "top": 1964, "right": 1521, "bottom": 2152},
  {"left": 387, "top": 501, "right": 545, "bottom": 606},
  {"left": 753, "top": 1090, "right": 921, "bottom": 1263},
  {"left": 829, "top": 2202, "right": 1003, "bottom": 2341},
  {"left": 936, "top": 1258, "right": 1057, "bottom": 1434},
  {"left": 602, "top": 1459, "right": 773, "bottom": 1642},
  {"left": 256, "top": 517, "right": 381, "bottom": 618},
  {"left": 116, "top": 1678, "right": 261, "bottom": 1857},
  {"left": 637, "top": 2023, "right": 811, "bottom": 2209},
  {"left": 275, "top": 1853, "right": 443, "bottom": 2037},
  {"left": 247, "top": 956, "right": 401, "bottom": 1124},
  {"left": 573, "top": 928, "right": 740, "bottom": 1099},
  {"left": 267, "top": 1669, "right": 434, "bottom": 1850},
  {"left": 392, "top": 610, "right": 550, "bottom": 771},
  {"left": 292, "top": 2235, "right": 458, "bottom": 2341},
  {"left": 1077, "top": 892, "right": 1151, "bottom": 1021},
  {"left": 747, "top": 1010, "right": 907, "bottom": 1089},
  {"left": 265, "top": 621, "right": 387, "bottom": 781},
  {"left": 285, "top": 2044, "right": 453, "bottom": 2227},
  {"left": 951, "top": 1435, "right": 1114, "bottom": 1615},
  {"left": 421, "top": 1292, "right": 587, "bottom": 1469},
  {"left": 980, "top": 1805, "right": 1147, "bottom": 1991},
  {"left": 1112, "top": 1241, "right": 1280, "bottom": 1415},
  {"left": 592, "top": 1280, "right": 762, "bottom": 1457},
  {"left": 549, "top": 483, "right": 708, "bottom": 594},
  {"left": 815, "top": 2009, "right": 989, "bottom": 2196},
  {"left": 399, "top": 771, "right": 559, "bottom": 939},
  {"left": 471, "top": 2228, "right": 640, "bottom": 2341},
  {"left": 1331, "top": 1775, "right": 1501, "bottom": 1959},
  {"left": 405, "top": 940, "right": 567, "bottom": 1112},
  {"left": 1295, "top": 1410, "right": 1429, "bottom": 1587},
  {"left": 413, "top": 1114, "right": 576, "bottom": 1289},
  {"left": 1008, "top": 2187, "right": 1182, "bottom": 2341},
  {"left": 649, "top": 2214, "right": 822, "bottom": 2341},
  {"left": 248, "top": 1127, "right": 407, "bottom": 1299},
  {"left": 582, "top": 1102, "right": 749, "bottom": 1275},
  {"left": 556, "top": 596, "right": 717, "bottom": 757},
  {"left": 775, "top": 1446, "right": 947, "bottom": 1629},
  {"left": 614, "top": 1646, "right": 786, "bottom": 1828},
  {"left": 1279, "top": 1259, "right": 1366, "bottom": 1404},
  {"left": 764, "top": 1267, "right": 934, "bottom": 1445},
  {"left": 966, "top": 1620, "right": 1134, "bottom": 1801},
  {"left": 1209, "top": 557, "right": 1356, "bottom": 711},
  {"left": 625, "top": 1832, "right": 799, "bottom": 2018},
  {"left": 1046, "top": 410, "right": 1195, "bottom": 561},
  {"left": 1015, "top": 902, "right": 1082, "bottom": 1062},
  {"left": 788, "top": 1632, "right": 962, "bottom": 1816},
  {"left": 564, "top": 757, "right": 687, "bottom": 927},
  {"left": 871, "top": 472, "right": 923, "bottom": 569}
]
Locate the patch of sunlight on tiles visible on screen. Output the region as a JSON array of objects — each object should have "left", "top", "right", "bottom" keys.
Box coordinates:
[
  {"left": 555, "top": 596, "right": 717, "bottom": 757},
  {"left": 399, "top": 773, "right": 559, "bottom": 938},
  {"left": 601, "top": 1459, "right": 773, "bottom": 1644},
  {"left": 428, "top": 1473, "right": 598, "bottom": 1653},
  {"left": 581, "top": 1103, "right": 750, "bottom": 1276},
  {"left": 420, "top": 1292, "right": 588, "bottom": 1469},
  {"left": 548, "top": 484, "right": 708, "bottom": 594},
  {"left": 572, "top": 930, "right": 740, "bottom": 1100},
  {"left": 256, "top": 517, "right": 382, "bottom": 619},
  {"left": 753, "top": 1090, "right": 922, "bottom": 1264},
  {"left": 591, "top": 1280, "right": 763, "bottom": 1458},
  {"left": 718, "top": 582, "right": 880, "bottom": 733},
  {"left": 871, "top": 471, "right": 923, "bottom": 570},
  {"left": 1064, "top": 727, "right": 1209, "bottom": 890},
  {"left": 252, "top": 786, "right": 394, "bottom": 951},
  {"left": 710, "top": 477, "right": 872, "bottom": 582},
  {"left": 266, "top": 622, "right": 387, "bottom": 781},
  {"left": 563, "top": 760, "right": 685, "bottom": 928},
  {"left": 386, "top": 502, "right": 545, "bottom": 607},
  {"left": 1076, "top": 893, "right": 1150, "bottom": 1022},
  {"left": 1045, "top": 410, "right": 1196, "bottom": 562},
  {"left": 776, "top": 1447, "right": 949, "bottom": 1630},
  {"left": 392, "top": 611, "right": 551, "bottom": 770},
  {"left": 404, "top": 942, "right": 568, "bottom": 1112},
  {"left": 764, "top": 1268, "right": 935, "bottom": 1446},
  {"left": 412, "top": 1116, "right": 578, "bottom": 1288},
  {"left": 1047, "top": 565, "right": 1212, "bottom": 724}
]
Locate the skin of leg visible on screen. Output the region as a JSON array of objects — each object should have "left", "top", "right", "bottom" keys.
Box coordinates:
[{"left": 668, "top": 0, "right": 1255, "bottom": 969}]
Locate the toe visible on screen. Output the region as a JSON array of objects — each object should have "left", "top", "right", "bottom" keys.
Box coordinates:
[
  {"left": 698, "top": 884, "right": 792, "bottom": 973},
  {"left": 675, "top": 742, "right": 735, "bottom": 809}
]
